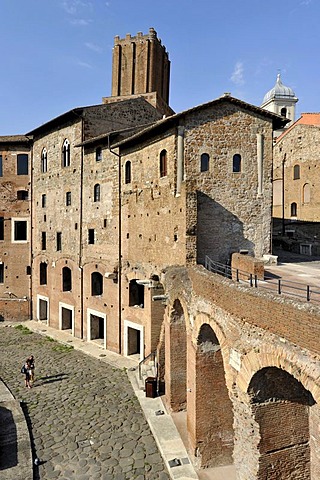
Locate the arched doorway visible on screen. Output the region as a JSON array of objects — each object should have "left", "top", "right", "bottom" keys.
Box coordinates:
[
  {"left": 190, "top": 323, "right": 234, "bottom": 468},
  {"left": 247, "top": 367, "right": 315, "bottom": 479}
]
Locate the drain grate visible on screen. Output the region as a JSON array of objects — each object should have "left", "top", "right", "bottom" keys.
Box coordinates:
[{"left": 77, "top": 439, "right": 91, "bottom": 448}]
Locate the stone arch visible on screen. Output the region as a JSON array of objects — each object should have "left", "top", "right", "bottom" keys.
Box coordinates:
[
  {"left": 165, "top": 298, "right": 188, "bottom": 411},
  {"left": 189, "top": 318, "right": 234, "bottom": 469},
  {"left": 236, "top": 348, "right": 320, "bottom": 480}
]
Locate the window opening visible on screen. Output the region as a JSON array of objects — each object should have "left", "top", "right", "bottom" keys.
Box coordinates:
[
  {"left": 17, "top": 154, "right": 28, "bottom": 175},
  {"left": 96, "top": 147, "right": 102, "bottom": 162},
  {"left": 17, "top": 190, "right": 28, "bottom": 200},
  {"left": 160, "top": 149, "right": 167, "bottom": 177},
  {"left": 291, "top": 202, "right": 297, "bottom": 217},
  {"left": 0, "top": 217, "right": 4, "bottom": 241},
  {"left": 293, "top": 164, "right": 300, "bottom": 180},
  {"left": 91, "top": 272, "right": 103, "bottom": 296},
  {"left": 66, "top": 191, "right": 71, "bottom": 206},
  {"left": 41, "top": 148, "right": 47, "bottom": 173},
  {"left": 40, "top": 262, "right": 47, "bottom": 285},
  {"left": 94, "top": 184, "right": 100, "bottom": 202},
  {"left": 125, "top": 161, "right": 131, "bottom": 184},
  {"left": 62, "top": 266, "right": 72, "bottom": 291},
  {"left": 0, "top": 263, "right": 4, "bottom": 283},
  {"left": 42, "top": 194, "right": 46, "bottom": 208},
  {"left": 200, "top": 153, "right": 209, "bottom": 172},
  {"left": 232, "top": 154, "right": 241, "bottom": 173},
  {"left": 14, "top": 221, "right": 27, "bottom": 241},
  {"left": 0, "top": 155, "right": 3, "bottom": 177},
  {"left": 56, "top": 232, "right": 62, "bottom": 251},
  {"left": 62, "top": 139, "right": 70, "bottom": 167},
  {"left": 41, "top": 232, "right": 46, "bottom": 250},
  {"left": 129, "top": 279, "right": 144, "bottom": 308},
  {"left": 281, "top": 107, "right": 287, "bottom": 117},
  {"left": 88, "top": 229, "right": 95, "bottom": 244}
]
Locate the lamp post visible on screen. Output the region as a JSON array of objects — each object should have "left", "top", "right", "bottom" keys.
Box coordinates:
[{"left": 282, "top": 153, "right": 286, "bottom": 236}]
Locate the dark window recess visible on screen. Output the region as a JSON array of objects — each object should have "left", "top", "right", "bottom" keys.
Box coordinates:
[
  {"left": 232, "top": 154, "right": 241, "bottom": 173},
  {"left": 41, "top": 149, "right": 47, "bottom": 173},
  {"left": 0, "top": 217, "right": 4, "bottom": 240},
  {"left": 56, "top": 232, "right": 62, "bottom": 251},
  {"left": 160, "top": 150, "right": 167, "bottom": 177},
  {"left": 291, "top": 202, "right": 297, "bottom": 217},
  {"left": 66, "top": 191, "right": 71, "bottom": 206},
  {"left": 88, "top": 229, "right": 95, "bottom": 244},
  {"left": 75, "top": 223, "right": 78, "bottom": 230},
  {"left": 62, "top": 266, "right": 72, "bottom": 291},
  {"left": 94, "top": 184, "right": 100, "bottom": 202},
  {"left": 17, "top": 154, "right": 29, "bottom": 175},
  {"left": 96, "top": 147, "right": 102, "bottom": 162},
  {"left": 281, "top": 107, "right": 287, "bottom": 117},
  {"left": 14, "top": 221, "right": 27, "bottom": 241},
  {"left": 26, "top": 265, "right": 31, "bottom": 275},
  {"left": 125, "top": 161, "right": 131, "bottom": 184},
  {"left": 41, "top": 232, "right": 46, "bottom": 250},
  {"left": 42, "top": 194, "right": 46, "bottom": 208},
  {"left": 91, "top": 272, "right": 103, "bottom": 296},
  {"left": 293, "top": 164, "right": 300, "bottom": 180},
  {"left": 103, "top": 219, "right": 107, "bottom": 228},
  {"left": 40, "top": 262, "right": 47, "bottom": 285},
  {"left": 17, "top": 190, "right": 28, "bottom": 200},
  {"left": 0, "top": 263, "right": 4, "bottom": 283},
  {"left": 0, "top": 155, "right": 3, "bottom": 177},
  {"left": 62, "top": 140, "right": 70, "bottom": 167},
  {"left": 129, "top": 279, "right": 144, "bottom": 308},
  {"left": 200, "top": 153, "right": 210, "bottom": 172}
]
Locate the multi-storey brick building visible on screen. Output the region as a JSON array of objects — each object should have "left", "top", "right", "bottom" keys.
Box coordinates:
[
  {"left": 0, "top": 135, "right": 32, "bottom": 320},
  {"left": 4, "top": 28, "right": 320, "bottom": 479},
  {"left": 273, "top": 113, "right": 320, "bottom": 254}
]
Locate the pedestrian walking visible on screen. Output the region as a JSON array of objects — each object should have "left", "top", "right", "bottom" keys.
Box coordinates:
[
  {"left": 21, "top": 360, "right": 32, "bottom": 389},
  {"left": 27, "top": 355, "right": 35, "bottom": 384}
]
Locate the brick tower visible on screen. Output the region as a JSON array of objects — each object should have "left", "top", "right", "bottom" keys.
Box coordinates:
[{"left": 103, "top": 28, "right": 173, "bottom": 116}]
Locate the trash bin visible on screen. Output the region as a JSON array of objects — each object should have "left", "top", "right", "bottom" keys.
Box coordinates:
[{"left": 145, "top": 377, "right": 157, "bottom": 398}]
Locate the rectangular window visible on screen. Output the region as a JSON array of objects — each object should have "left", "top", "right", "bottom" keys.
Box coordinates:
[
  {"left": 88, "top": 229, "right": 95, "bottom": 244},
  {"left": 0, "top": 217, "right": 4, "bottom": 241},
  {"left": 17, "top": 154, "right": 29, "bottom": 175},
  {"left": 0, "top": 155, "right": 3, "bottom": 177},
  {"left": 41, "top": 232, "right": 46, "bottom": 250},
  {"left": 66, "top": 191, "right": 71, "bottom": 206},
  {"left": 17, "top": 190, "right": 28, "bottom": 200},
  {"left": 42, "top": 194, "right": 46, "bottom": 208},
  {"left": 0, "top": 263, "right": 4, "bottom": 283},
  {"left": 14, "top": 220, "right": 27, "bottom": 241},
  {"left": 56, "top": 232, "right": 62, "bottom": 251}
]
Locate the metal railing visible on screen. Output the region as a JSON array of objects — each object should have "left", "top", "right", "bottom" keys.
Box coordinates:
[
  {"left": 138, "top": 350, "right": 158, "bottom": 381},
  {"left": 204, "top": 255, "right": 320, "bottom": 304}
]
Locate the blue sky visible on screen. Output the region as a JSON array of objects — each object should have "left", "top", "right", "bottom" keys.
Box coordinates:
[{"left": 0, "top": 0, "right": 318, "bottom": 134}]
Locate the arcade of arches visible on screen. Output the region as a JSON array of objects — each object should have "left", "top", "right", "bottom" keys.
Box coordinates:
[{"left": 159, "top": 266, "right": 320, "bottom": 480}]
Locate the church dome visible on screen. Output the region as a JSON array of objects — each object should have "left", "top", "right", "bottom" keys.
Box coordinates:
[{"left": 262, "top": 74, "right": 296, "bottom": 104}]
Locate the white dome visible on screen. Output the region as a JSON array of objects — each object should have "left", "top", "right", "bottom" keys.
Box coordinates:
[{"left": 263, "top": 74, "right": 296, "bottom": 104}]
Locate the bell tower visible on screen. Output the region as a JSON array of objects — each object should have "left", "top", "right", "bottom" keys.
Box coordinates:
[{"left": 261, "top": 74, "right": 298, "bottom": 127}]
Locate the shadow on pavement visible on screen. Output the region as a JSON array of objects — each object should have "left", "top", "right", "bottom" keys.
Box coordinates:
[{"left": 0, "top": 406, "right": 17, "bottom": 470}]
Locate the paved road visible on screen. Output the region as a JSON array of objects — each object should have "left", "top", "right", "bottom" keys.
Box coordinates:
[{"left": 0, "top": 324, "right": 169, "bottom": 480}]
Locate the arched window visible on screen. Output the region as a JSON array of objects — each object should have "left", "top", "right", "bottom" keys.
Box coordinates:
[
  {"left": 200, "top": 153, "right": 209, "bottom": 172},
  {"left": 41, "top": 148, "right": 47, "bottom": 173},
  {"left": 62, "top": 266, "right": 72, "bottom": 291},
  {"left": 125, "top": 161, "right": 131, "bottom": 184},
  {"left": 291, "top": 202, "right": 297, "bottom": 217},
  {"left": 62, "top": 139, "right": 70, "bottom": 167},
  {"left": 293, "top": 164, "right": 300, "bottom": 180},
  {"left": 160, "top": 149, "right": 167, "bottom": 177},
  {"left": 94, "top": 184, "right": 100, "bottom": 202},
  {"left": 233, "top": 154, "right": 241, "bottom": 173},
  {"left": 91, "top": 272, "right": 103, "bottom": 296},
  {"left": 280, "top": 107, "right": 287, "bottom": 117},
  {"left": 303, "top": 183, "right": 310, "bottom": 204},
  {"left": 40, "top": 262, "right": 47, "bottom": 285},
  {"left": 95, "top": 147, "right": 102, "bottom": 162}
]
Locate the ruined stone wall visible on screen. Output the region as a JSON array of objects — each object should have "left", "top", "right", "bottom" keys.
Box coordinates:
[{"left": 273, "top": 124, "right": 320, "bottom": 222}]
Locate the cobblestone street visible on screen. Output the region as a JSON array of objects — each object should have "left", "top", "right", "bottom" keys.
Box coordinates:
[{"left": 0, "top": 324, "right": 169, "bottom": 480}]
